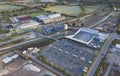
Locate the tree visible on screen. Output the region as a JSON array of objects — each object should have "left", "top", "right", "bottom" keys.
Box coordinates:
[
  {"left": 117, "top": 25, "right": 120, "bottom": 33},
  {"left": 62, "top": 0, "right": 67, "bottom": 5},
  {"left": 65, "top": 70, "right": 69, "bottom": 75},
  {"left": 81, "top": 23, "right": 85, "bottom": 27},
  {"left": 78, "top": 74, "right": 81, "bottom": 76},
  {"left": 79, "top": 4, "right": 86, "bottom": 16}
]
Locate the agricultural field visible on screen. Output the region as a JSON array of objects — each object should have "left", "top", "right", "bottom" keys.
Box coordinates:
[
  {"left": 44, "top": 5, "right": 82, "bottom": 17},
  {"left": 0, "top": 4, "right": 23, "bottom": 12},
  {"left": 0, "top": 2, "right": 9, "bottom": 4},
  {"left": 44, "top": 5, "right": 100, "bottom": 17},
  {"left": 84, "top": 5, "right": 99, "bottom": 14}
]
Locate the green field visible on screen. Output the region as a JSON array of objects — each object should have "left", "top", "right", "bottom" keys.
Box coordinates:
[
  {"left": 85, "top": 6, "right": 99, "bottom": 14},
  {"left": 0, "top": 4, "right": 23, "bottom": 12},
  {"left": 44, "top": 5, "right": 82, "bottom": 17},
  {"left": 29, "top": 11, "right": 51, "bottom": 17},
  {"left": 0, "top": 2, "right": 10, "bottom": 4},
  {"left": 44, "top": 5, "right": 99, "bottom": 17}
]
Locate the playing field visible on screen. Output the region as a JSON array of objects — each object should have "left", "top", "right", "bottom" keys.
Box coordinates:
[
  {"left": 44, "top": 5, "right": 82, "bottom": 17},
  {"left": 29, "top": 12, "right": 51, "bottom": 17},
  {"left": 0, "top": 4, "right": 23, "bottom": 12}
]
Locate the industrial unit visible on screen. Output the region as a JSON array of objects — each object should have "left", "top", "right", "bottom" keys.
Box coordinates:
[
  {"left": 9, "top": 15, "right": 40, "bottom": 30},
  {"left": 10, "top": 15, "right": 31, "bottom": 23},
  {"left": 66, "top": 28, "right": 108, "bottom": 49},
  {"left": 18, "top": 20, "right": 40, "bottom": 29},
  {"left": 33, "top": 13, "right": 65, "bottom": 24}
]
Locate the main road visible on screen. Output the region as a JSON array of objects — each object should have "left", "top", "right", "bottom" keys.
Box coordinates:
[{"left": 87, "top": 30, "right": 117, "bottom": 76}]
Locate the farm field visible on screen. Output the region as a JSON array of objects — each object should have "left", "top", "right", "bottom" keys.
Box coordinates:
[
  {"left": 44, "top": 5, "right": 82, "bottom": 17},
  {"left": 0, "top": 4, "right": 23, "bottom": 12},
  {"left": 0, "top": 2, "right": 9, "bottom": 4},
  {"left": 85, "top": 5, "right": 99, "bottom": 14}
]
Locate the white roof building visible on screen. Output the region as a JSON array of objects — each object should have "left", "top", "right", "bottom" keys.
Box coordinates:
[
  {"left": 19, "top": 20, "right": 40, "bottom": 29},
  {"left": 32, "top": 47, "right": 40, "bottom": 54},
  {"left": 35, "top": 13, "right": 65, "bottom": 24},
  {"left": 28, "top": 47, "right": 34, "bottom": 51},
  {"left": 66, "top": 28, "right": 108, "bottom": 47},
  {"left": 11, "top": 54, "right": 19, "bottom": 59},
  {"left": 2, "top": 54, "right": 19, "bottom": 64},
  {"left": 66, "top": 28, "right": 98, "bottom": 45},
  {"left": 2, "top": 57, "right": 13, "bottom": 64},
  {"left": 48, "top": 13, "right": 61, "bottom": 18},
  {"left": 116, "top": 44, "right": 120, "bottom": 49}
]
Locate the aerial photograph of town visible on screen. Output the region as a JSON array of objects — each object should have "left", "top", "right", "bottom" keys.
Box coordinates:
[{"left": 0, "top": 0, "right": 120, "bottom": 76}]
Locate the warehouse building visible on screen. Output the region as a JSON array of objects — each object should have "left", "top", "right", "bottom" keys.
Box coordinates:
[
  {"left": 10, "top": 15, "right": 31, "bottom": 23},
  {"left": 34, "top": 13, "right": 65, "bottom": 24},
  {"left": 2, "top": 54, "right": 19, "bottom": 64},
  {"left": 18, "top": 20, "right": 40, "bottom": 29},
  {"left": 42, "top": 23, "right": 68, "bottom": 35},
  {"left": 66, "top": 28, "right": 108, "bottom": 49},
  {"left": 10, "top": 15, "right": 40, "bottom": 30}
]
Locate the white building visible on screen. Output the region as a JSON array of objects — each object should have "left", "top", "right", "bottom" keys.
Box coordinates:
[
  {"left": 2, "top": 57, "right": 13, "bottom": 64},
  {"left": 35, "top": 13, "right": 65, "bottom": 24},
  {"left": 66, "top": 28, "right": 99, "bottom": 45},
  {"left": 19, "top": 20, "right": 40, "bottom": 29},
  {"left": 115, "top": 44, "right": 120, "bottom": 49},
  {"left": 66, "top": 28, "right": 108, "bottom": 48}
]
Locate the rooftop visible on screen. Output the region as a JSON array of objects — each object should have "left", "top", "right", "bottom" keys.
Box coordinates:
[
  {"left": 66, "top": 28, "right": 98, "bottom": 45},
  {"left": 66, "top": 28, "right": 108, "bottom": 49}
]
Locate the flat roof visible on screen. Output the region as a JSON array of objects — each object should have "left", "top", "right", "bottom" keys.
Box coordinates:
[
  {"left": 66, "top": 28, "right": 98, "bottom": 45},
  {"left": 2, "top": 57, "right": 13, "bottom": 64},
  {"left": 73, "top": 31, "right": 95, "bottom": 42},
  {"left": 11, "top": 54, "right": 19, "bottom": 59}
]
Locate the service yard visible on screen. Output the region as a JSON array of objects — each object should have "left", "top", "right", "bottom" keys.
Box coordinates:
[{"left": 12, "top": 61, "right": 56, "bottom": 76}]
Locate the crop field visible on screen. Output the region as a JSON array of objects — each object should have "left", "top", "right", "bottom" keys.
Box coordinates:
[
  {"left": 0, "top": 4, "right": 23, "bottom": 12},
  {"left": 44, "top": 5, "right": 82, "bottom": 17},
  {"left": 29, "top": 11, "right": 51, "bottom": 17},
  {"left": 85, "top": 5, "right": 99, "bottom": 14}
]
